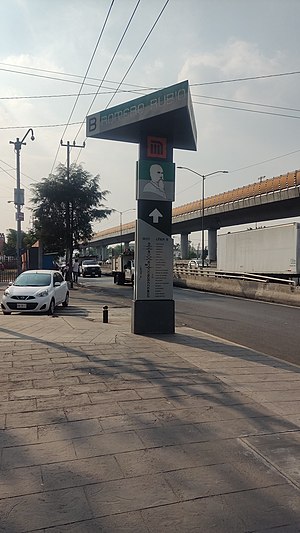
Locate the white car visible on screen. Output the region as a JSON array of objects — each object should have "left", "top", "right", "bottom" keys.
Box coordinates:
[{"left": 1, "top": 270, "right": 69, "bottom": 315}]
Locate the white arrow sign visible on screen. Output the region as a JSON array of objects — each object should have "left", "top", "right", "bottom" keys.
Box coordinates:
[{"left": 149, "top": 208, "right": 163, "bottom": 223}]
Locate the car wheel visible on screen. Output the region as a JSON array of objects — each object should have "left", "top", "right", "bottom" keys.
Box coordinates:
[
  {"left": 48, "top": 299, "right": 55, "bottom": 315},
  {"left": 62, "top": 292, "right": 69, "bottom": 307},
  {"left": 2, "top": 310, "right": 11, "bottom": 315}
]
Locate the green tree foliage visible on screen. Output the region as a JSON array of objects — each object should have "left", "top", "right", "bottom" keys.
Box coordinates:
[
  {"left": 2, "top": 228, "right": 36, "bottom": 256},
  {"left": 30, "top": 164, "right": 111, "bottom": 256}
]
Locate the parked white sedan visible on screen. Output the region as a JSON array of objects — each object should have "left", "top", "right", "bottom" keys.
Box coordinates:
[{"left": 1, "top": 270, "right": 69, "bottom": 315}]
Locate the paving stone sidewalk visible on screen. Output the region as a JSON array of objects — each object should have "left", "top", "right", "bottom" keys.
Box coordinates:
[{"left": 0, "top": 302, "right": 300, "bottom": 532}]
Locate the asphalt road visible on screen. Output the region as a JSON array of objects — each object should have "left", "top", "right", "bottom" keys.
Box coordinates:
[{"left": 80, "top": 276, "right": 300, "bottom": 366}]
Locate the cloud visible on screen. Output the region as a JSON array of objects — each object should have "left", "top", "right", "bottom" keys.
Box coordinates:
[{"left": 178, "top": 39, "right": 282, "bottom": 83}]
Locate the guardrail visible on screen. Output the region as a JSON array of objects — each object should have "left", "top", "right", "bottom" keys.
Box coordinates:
[{"left": 173, "top": 263, "right": 296, "bottom": 286}]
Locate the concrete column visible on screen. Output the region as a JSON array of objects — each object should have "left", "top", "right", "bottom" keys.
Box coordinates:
[
  {"left": 101, "top": 246, "right": 108, "bottom": 260},
  {"left": 180, "top": 233, "right": 189, "bottom": 259},
  {"left": 207, "top": 229, "right": 217, "bottom": 262}
]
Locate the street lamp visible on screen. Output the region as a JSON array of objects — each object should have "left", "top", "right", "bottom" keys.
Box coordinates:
[
  {"left": 9, "top": 128, "right": 35, "bottom": 275},
  {"left": 177, "top": 166, "right": 228, "bottom": 268},
  {"left": 114, "top": 208, "right": 135, "bottom": 254}
]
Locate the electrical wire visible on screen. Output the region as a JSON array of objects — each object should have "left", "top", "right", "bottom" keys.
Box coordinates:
[
  {"left": 190, "top": 70, "right": 300, "bottom": 86},
  {"left": 72, "top": 0, "right": 141, "bottom": 144},
  {"left": 1, "top": 61, "right": 300, "bottom": 90},
  {"left": 192, "top": 93, "right": 300, "bottom": 114},
  {"left": 2, "top": 95, "right": 300, "bottom": 132},
  {"left": 0, "top": 88, "right": 146, "bottom": 100},
  {"left": 176, "top": 147, "right": 300, "bottom": 196},
  {"left": 0, "top": 61, "right": 157, "bottom": 91},
  {"left": 50, "top": 0, "right": 115, "bottom": 174},
  {"left": 74, "top": 0, "right": 171, "bottom": 163},
  {"left": 193, "top": 100, "right": 300, "bottom": 120}
]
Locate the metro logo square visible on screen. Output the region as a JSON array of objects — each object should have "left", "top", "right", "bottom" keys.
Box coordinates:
[{"left": 147, "top": 136, "right": 167, "bottom": 159}]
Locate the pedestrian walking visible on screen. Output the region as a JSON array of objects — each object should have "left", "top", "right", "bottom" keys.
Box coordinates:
[{"left": 72, "top": 258, "right": 79, "bottom": 283}]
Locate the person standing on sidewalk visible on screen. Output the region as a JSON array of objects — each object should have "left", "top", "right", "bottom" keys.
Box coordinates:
[{"left": 72, "top": 258, "right": 79, "bottom": 283}]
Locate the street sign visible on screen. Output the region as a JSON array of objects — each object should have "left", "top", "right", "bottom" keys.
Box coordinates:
[
  {"left": 134, "top": 219, "right": 173, "bottom": 301},
  {"left": 15, "top": 212, "right": 24, "bottom": 221},
  {"left": 86, "top": 80, "right": 197, "bottom": 151}
]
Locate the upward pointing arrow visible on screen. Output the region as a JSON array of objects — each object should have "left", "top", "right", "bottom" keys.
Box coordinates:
[{"left": 149, "top": 208, "right": 163, "bottom": 224}]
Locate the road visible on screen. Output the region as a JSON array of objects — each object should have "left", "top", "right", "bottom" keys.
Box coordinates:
[{"left": 78, "top": 276, "right": 300, "bottom": 366}]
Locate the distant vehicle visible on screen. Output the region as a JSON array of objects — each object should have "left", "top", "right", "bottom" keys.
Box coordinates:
[
  {"left": 0, "top": 262, "right": 4, "bottom": 271},
  {"left": 217, "top": 222, "right": 300, "bottom": 278},
  {"left": 80, "top": 259, "right": 101, "bottom": 277},
  {"left": 1, "top": 270, "right": 69, "bottom": 315},
  {"left": 112, "top": 252, "right": 134, "bottom": 285}
]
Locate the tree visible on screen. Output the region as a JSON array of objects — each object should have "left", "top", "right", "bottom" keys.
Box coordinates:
[
  {"left": 2, "top": 229, "right": 36, "bottom": 256},
  {"left": 30, "top": 164, "right": 111, "bottom": 257}
]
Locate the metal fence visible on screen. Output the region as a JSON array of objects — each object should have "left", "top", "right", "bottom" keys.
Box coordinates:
[{"left": 0, "top": 257, "right": 17, "bottom": 284}]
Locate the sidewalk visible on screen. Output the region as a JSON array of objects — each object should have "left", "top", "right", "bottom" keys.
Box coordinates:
[{"left": 0, "top": 292, "right": 300, "bottom": 532}]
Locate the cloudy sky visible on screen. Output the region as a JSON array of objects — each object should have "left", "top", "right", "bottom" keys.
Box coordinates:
[{"left": 1, "top": 0, "right": 300, "bottom": 247}]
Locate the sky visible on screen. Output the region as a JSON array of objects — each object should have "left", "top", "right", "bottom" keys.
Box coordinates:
[{"left": 1, "top": 0, "right": 300, "bottom": 249}]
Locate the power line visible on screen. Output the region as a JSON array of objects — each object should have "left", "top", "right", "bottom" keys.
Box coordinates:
[
  {"left": 73, "top": 0, "right": 141, "bottom": 144},
  {"left": 74, "top": 0, "right": 171, "bottom": 163},
  {"left": 2, "top": 61, "right": 300, "bottom": 90},
  {"left": 50, "top": 0, "right": 115, "bottom": 174},
  {"left": 230, "top": 148, "right": 300, "bottom": 173},
  {"left": 0, "top": 88, "right": 146, "bottom": 100},
  {"left": 176, "top": 147, "right": 300, "bottom": 196},
  {"left": 193, "top": 100, "right": 300, "bottom": 120},
  {"left": 105, "top": 0, "right": 170, "bottom": 111},
  {"left": 0, "top": 61, "right": 157, "bottom": 91},
  {"left": 192, "top": 93, "right": 300, "bottom": 114},
  {"left": 2, "top": 96, "right": 300, "bottom": 133},
  {"left": 191, "top": 70, "right": 300, "bottom": 86}
]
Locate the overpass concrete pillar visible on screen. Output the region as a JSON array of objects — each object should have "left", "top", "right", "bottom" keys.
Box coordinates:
[
  {"left": 94, "top": 246, "right": 101, "bottom": 259},
  {"left": 101, "top": 246, "right": 108, "bottom": 260},
  {"left": 180, "top": 233, "right": 189, "bottom": 259},
  {"left": 207, "top": 229, "right": 217, "bottom": 263}
]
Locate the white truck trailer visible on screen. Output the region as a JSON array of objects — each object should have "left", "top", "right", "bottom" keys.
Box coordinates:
[
  {"left": 217, "top": 222, "right": 300, "bottom": 277},
  {"left": 112, "top": 252, "right": 134, "bottom": 285}
]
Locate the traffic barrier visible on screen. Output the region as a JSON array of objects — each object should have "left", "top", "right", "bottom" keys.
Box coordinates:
[{"left": 174, "top": 273, "right": 300, "bottom": 307}]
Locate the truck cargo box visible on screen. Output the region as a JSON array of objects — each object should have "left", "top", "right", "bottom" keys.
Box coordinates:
[{"left": 217, "top": 223, "right": 300, "bottom": 275}]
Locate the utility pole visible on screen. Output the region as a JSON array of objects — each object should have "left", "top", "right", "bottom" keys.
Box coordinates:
[
  {"left": 60, "top": 140, "right": 85, "bottom": 286},
  {"left": 9, "top": 129, "right": 35, "bottom": 275}
]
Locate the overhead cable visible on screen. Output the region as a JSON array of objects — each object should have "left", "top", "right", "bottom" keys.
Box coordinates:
[
  {"left": 74, "top": 0, "right": 171, "bottom": 163},
  {"left": 50, "top": 0, "right": 115, "bottom": 174},
  {"left": 73, "top": 0, "right": 141, "bottom": 143}
]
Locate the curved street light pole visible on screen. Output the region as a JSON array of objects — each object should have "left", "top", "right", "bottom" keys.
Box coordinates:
[
  {"left": 177, "top": 166, "right": 228, "bottom": 267},
  {"left": 9, "top": 128, "right": 35, "bottom": 275}
]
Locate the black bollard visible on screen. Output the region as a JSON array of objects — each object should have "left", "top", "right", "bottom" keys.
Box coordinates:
[{"left": 103, "top": 305, "right": 108, "bottom": 323}]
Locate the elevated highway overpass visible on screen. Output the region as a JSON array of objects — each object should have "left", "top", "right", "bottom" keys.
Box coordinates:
[{"left": 83, "top": 169, "right": 300, "bottom": 260}]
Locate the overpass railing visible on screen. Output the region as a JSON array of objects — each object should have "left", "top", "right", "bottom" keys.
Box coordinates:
[{"left": 173, "top": 262, "right": 295, "bottom": 286}]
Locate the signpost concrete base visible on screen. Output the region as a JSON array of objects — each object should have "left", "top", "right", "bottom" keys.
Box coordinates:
[{"left": 132, "top": 299, "right": 175, "bottom": 334}]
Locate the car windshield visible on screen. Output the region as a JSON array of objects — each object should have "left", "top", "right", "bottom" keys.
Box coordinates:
[
  {"left": 14, "top": 273, "right": 51, "bottom": 287},
  {"left": 82, "top": 260, "right": 98, "bottom": 265}
]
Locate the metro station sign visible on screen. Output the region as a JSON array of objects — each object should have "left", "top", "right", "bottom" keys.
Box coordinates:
[{"left": 86, "top": 80, "right": 197, "bottom": 151}]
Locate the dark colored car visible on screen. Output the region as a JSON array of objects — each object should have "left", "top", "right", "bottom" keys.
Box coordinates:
[{"left": 80, "top": 259, "right": 101, "bottom": 277}]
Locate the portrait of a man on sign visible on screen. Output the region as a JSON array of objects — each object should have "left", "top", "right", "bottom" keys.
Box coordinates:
[
  {"left": 136, "top": 160, "right": 175, "bottom": 202},
  {"left": 143, "top": 165, "right": 167, "bottom": 199}
]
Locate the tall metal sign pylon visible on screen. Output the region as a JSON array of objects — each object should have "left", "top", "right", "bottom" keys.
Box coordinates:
[{"left": 86, "top": 80, "right": 197, "bottom": 334}]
